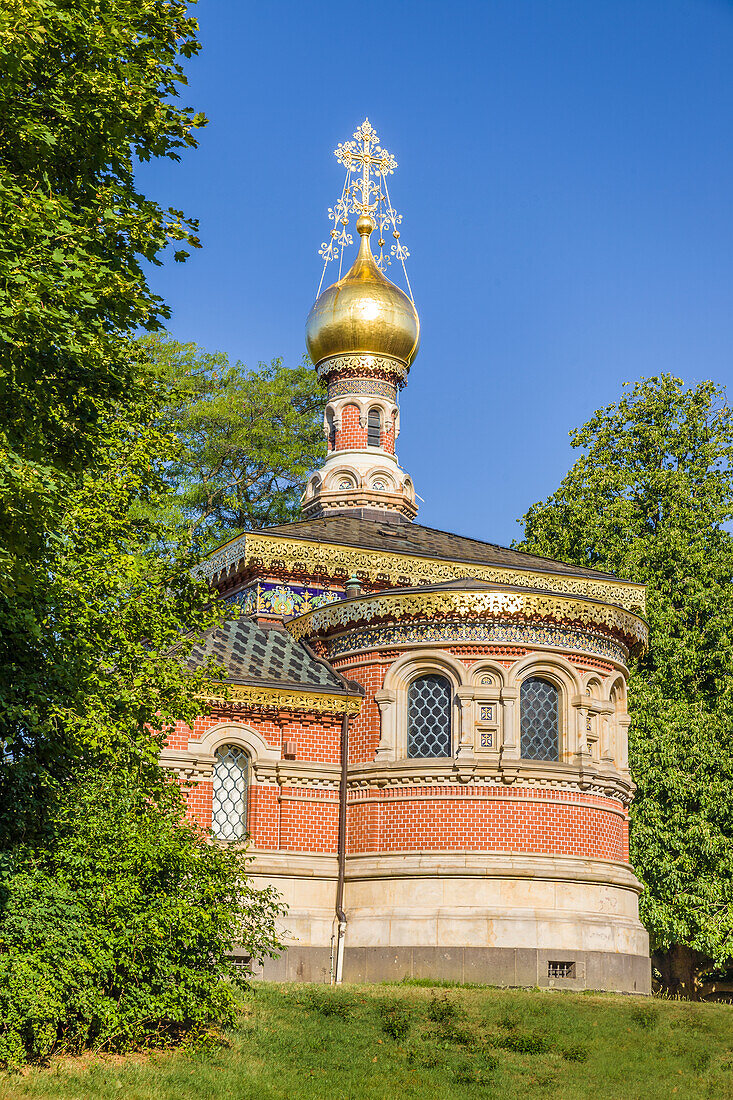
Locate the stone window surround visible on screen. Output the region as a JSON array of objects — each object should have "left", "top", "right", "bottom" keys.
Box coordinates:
[
  {"left": 374, "top": 648, "right": 629, "bottom": 772},
  {"left": 324, "top": 397, "right": 400, "bottom": 439}
]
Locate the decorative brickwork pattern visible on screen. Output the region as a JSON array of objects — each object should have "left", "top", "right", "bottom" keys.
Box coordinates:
[{"left": 346, "top": 786, "right": 627, "bottom": 861}]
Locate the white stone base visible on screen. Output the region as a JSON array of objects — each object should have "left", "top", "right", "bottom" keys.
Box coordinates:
[{"left": 247, "top": 849, "right": 651, "bottom": 993}]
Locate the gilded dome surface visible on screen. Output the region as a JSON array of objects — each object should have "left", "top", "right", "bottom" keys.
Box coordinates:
[{"left": 306, "top": 216, "right": 420, "bottom": 367}]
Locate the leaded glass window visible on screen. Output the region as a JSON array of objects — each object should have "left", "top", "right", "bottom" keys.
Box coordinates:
[
  {"left": 520, "top": 677, "right": 560, "bottom": 761},
  {"left": 408, "top": 675, "right": 452, "bottom": 758},
  {"left": 367, "top": 408, "right": 381, "bottom": 447},
  {"left": 212, "top": 744, "right": 249, "bottom": 840}
]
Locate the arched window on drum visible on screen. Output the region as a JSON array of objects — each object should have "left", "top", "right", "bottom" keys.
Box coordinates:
[
  {"left": 520, "top": 677, "right": 560, "bottom": 761},
  {"left": 212, "top": 744, "right": 250, "bottom": 840},
  {"left": 407, "top": 674, "right": 452, "bottom": 758},
  {"left": 367, "top": 407, "right": 382, "bottom": 447}
]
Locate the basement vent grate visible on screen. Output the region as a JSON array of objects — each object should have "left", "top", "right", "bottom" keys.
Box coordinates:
[{"left": 548, "top": 961, "right": 576, "bottom": 979}]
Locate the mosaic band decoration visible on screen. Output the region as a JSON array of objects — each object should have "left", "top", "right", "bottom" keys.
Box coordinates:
[
  {"left": 320, "top": 620, "right": 630, "bottom": 666},
  {"left": 223, "top": 581, "right": 344, "bottom": 618},
  {"left": 287, "top": 588, "right": 647, "bottom": 654},
  {"left": 201, "top": 682, "right": 362, "bottom": 716},
  {"left": 327, "top": 377, "right": 397, "bottom": 401}
]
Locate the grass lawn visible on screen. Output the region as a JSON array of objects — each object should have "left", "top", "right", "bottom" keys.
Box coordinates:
[{"left": 1, "top": 981, "right": 732, "bottom": 1099}]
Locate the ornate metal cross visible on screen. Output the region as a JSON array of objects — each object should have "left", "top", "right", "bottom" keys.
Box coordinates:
[
  {"left": 318, "top": 119, "right": 411, "bottom": 291},
  {"left": 335, "top": 118, "right": 397, "bottom": 215}
]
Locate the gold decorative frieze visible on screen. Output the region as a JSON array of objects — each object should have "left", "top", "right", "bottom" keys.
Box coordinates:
[
  {"left": 201, "top": 682, "right": 362, "bottom": 716},
  {"left": 316, "top": 353, "right": 409, "bottom": 384},
  {"left": 287, "top": 588, "right": 648, "bottom": 654},
  {"left": 238, "top": 532, "right": 646, "bottom": 616}
]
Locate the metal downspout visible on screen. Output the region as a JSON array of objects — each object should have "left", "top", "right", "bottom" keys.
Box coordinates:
[{"left": 334, "top": 706, "right": 349, "bottom": 984}]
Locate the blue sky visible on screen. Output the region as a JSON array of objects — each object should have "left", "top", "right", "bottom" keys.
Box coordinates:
[{"left": 138, "top": 0, "right": 733, "bottom": 547}]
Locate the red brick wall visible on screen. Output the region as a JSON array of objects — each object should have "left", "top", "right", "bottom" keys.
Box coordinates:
[
  {"left": 167, "top": 646, "right": 630, "bottom": 864},
  {"left": 333, "top": 401, "right": 395, "bottom": 454},
  {"left": 347, "top": 786, "right": 628, "bottom": 861},
  {"left": 335, "top": 403, "right": 365, "bottom": 450},
  {"left": 169, "top": 712, "right": 341, "bottom": 763}
]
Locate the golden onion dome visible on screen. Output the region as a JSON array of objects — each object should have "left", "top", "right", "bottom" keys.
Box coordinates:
[{"left": 306, "top": 215, "right": 420, "bottom": 367}]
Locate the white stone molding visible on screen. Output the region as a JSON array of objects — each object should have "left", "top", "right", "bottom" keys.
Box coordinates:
[
  {"left": 378, "top": 649, "right": 466, "bottom": 763},
  {"left": 191, "top": 721, "right": 281, "bottom": 766},
  {"left": 346, "top": 757, "right": 635, "bottom": 804},
  {"left": 506, "top": 652, "right": 583, "bottom": 765}
]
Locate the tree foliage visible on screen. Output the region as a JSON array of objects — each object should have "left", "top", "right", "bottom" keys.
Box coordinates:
[
  {"left": 0, "top": 4, "right": 284, "bottom": 1062},
  {"left": 142, "top": 335, "right": 326, "bottom": 545},
  {"left": 0, "top": 770, "right": 284, "bottom": 1068},
  {"left": 518, "top": 375, "right": 733, "bottom": 995},
  {"left": 0, "top": 0, "right": 205, "bottom": 581}
]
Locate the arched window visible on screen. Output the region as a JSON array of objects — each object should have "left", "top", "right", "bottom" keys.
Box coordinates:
[
  {"left": 520, "top": 677, "right": 560, "bottom": 761},
  {"left": 367, "top": 407, "right": 381, "bottom": 447},
  {"left": 212, "top": 744, "right": 249, "bottom": 840},
  {"left": 326, "top": 410, "right": 336, "bottom": 451},
  {"left": 408, "top": 674, "right": 452, "bottom": 758}
]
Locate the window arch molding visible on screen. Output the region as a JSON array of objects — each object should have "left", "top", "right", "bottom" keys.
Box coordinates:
[
  {"left": 506, "top": 654, "right": 580, "bottom": 764},
  {"left": 193, "top": 721, "right": 280, "bottom": 768},
  {"left": 375, "top": 649, "right": 465, "bottom": 762},
  {"left": 468, "top": 661, "right": 506, "bottom": 691},
  {"left": 325, "top": 464, "right": 361, "bottom": 492}
]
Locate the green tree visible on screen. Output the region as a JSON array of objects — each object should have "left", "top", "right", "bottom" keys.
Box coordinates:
[
  {"left": 0, "top": 770, "right": 284, "bottom": 1068},
  {"left": 518, "top": 375, "right": 733, "bottom": 997},
  {"left": 142, "top": 335, "right": 326, "bottom": 546},
  {"left": 0, "top": 0, "right": 205, "bottom": 661},
  {"left": 0, "top": 361, "right": 284, "bottom": 1064}
]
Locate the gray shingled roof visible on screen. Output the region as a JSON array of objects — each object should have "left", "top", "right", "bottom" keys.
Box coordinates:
[
  {"left": 256, "top": 516, "right": 623, "bottom": 582},
  {"left": 185, "top": 617, "right": 351, "bottom": 692}
]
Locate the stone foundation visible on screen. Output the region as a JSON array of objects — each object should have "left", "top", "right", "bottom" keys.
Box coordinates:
[
  {"left": 248, "top": 850, "right": 651, "bottom": 995},
  {"left": 258, "top": 945, "right": 650, "bottom": 994}
]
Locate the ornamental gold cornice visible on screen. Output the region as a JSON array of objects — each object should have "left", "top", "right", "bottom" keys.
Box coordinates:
[
  {"left": 315, "top": 353, "right": 409, "bottom": 386},
  {"left": 200, "top": 682, "right": 362, "bottom": 716},
  {"left": 287, "top": 589, "right": 648, "bottom": 654},
  {"left": 238, "top": 532, "right": 646, "bottom": 616}
]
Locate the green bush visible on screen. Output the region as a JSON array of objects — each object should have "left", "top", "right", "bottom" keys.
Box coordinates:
[
  {"left": 0, "top": 770, "right": 284, "bottom": 1068},
  {"left": 561, "top": 1043, "right": 589, "bottom": 1062},
  {"left": 378, "top": 1001, "right": 411, "bottom": 1041},
  {"left": 428, "top": 992, "right": 457, "bottom": 1023},
  {"left": 494, "top": 1031, "right": 549, "bottom": 1054}
]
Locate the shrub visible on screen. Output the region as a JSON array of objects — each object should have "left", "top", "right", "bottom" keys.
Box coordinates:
[
  {"left": 630, "top": 1004, "right": 659, "bottom": 1030},
  {"left": 561, "top": 1043, "right": 589, "bottom": 1062},
  {"left": 428, "top": 992, "right": 457, "bottom": 1023},
  {"left": 0, "top": 770, "right": 284, "bottom": 1068},
  {"left": 305, "top": 991, "right": 354, "bottom": 1019},
  {"left": 494, "top": 1031, "right": 549, "bottom": 1054},
  {"left": 378, "top": 1000, "right": 411, "bottom": 1040}
]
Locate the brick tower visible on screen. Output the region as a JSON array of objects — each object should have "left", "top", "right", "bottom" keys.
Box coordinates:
[{"left": 302, "top": 121, "right": 420, "bottom": 523}]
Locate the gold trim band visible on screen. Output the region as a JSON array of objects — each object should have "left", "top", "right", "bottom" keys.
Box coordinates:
[
  {"left": 287, "top": 588, "right": 648, "bottom": 653},
  {"left": 201, "top": 682, "right": 362, "bottom": 716},
  {"left": 241, "top": 532, "right": 646, "bottom": 616}
]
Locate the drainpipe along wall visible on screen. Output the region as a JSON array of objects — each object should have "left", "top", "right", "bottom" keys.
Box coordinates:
[{"left": 333, "top": 707, "right": 349, "bottom": 984}]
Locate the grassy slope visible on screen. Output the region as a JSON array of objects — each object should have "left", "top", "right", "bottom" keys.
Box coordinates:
[{"left": 2, "top": 982, "right": 732, "bottom": 1100}]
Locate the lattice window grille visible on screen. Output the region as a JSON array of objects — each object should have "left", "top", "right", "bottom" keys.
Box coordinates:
[
  {"left": 408, "top": 674, "right": 452, "bottom": 758},
  {"left": 367, "top": 408, "right": 381, "bottom": 447},
  {"left": 520, "top": 677, "right": 560, "bottom": 761},
  {"left": 212, "top": 744, "right": 249, "bottom": 840}
]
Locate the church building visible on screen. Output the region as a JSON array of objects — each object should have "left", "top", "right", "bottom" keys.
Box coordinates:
[{"left": 164, "top": 121, "right": 651, "bottom": 993}]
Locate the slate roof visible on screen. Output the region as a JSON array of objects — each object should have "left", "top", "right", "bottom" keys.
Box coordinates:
[
  {"left": 256, "top": 516, "right": 625, "bottom": 583},
  {"left": 184, "top": 616, "right": 353, "bottom": 693}
]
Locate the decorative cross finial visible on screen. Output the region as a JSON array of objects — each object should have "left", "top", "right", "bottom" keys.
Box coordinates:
[
  {"left": 335, "top": 119, "right": 397, "bottom": 215},
  {"left": 317, "top": 119, "right": 412, "bottom": 294}
]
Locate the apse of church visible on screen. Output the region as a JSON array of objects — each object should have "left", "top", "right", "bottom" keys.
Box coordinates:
[{"left": 164, "top": 120, "right": 651, "bottom": 994}]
